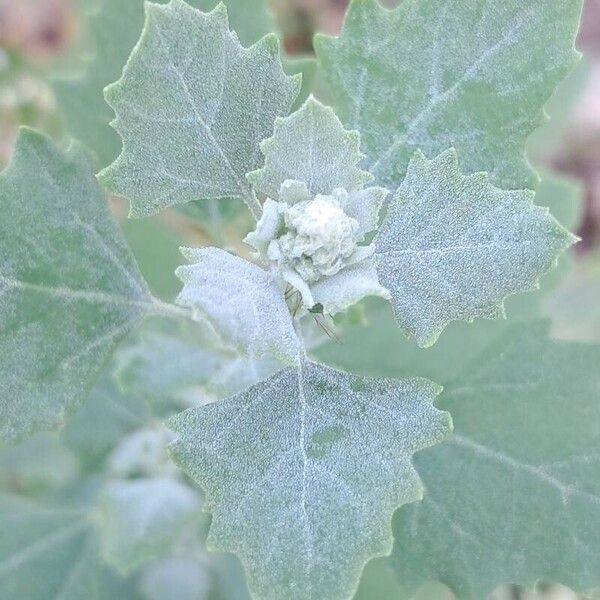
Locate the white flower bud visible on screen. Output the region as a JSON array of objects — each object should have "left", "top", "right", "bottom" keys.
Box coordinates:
[{"left": 245, "top": 179, "right": 390, "bottom": 314}]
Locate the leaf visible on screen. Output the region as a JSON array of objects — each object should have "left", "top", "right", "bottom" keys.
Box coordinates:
[
  {"left": 310, "top": 259, "right": 389, "bottom": 316},
  {"left": 176, "top": 247, "right": 301, "bottom": 364},
  {"left": 169, "top": 359, "right": 451, "bottom": 600},
  {"left": 391, "top": 321, "right": 600, "bottom": 598},
  {"left": 138, "top": 556, "right": 212, "bottom": 600},
  {"left": 97, "top": 477, "right": 200, "bottom": 574},
  {"left": 115, "top": 328, "right": 222, "bottom": 403},
  {"left": 314, "top": 0, "right": 582, "bottom": 190},
  {"left": 61, "top": 374, "right": 153, "bottom": 469},
  {"left": 0, "top": 129, "right": 158, "bottom": 442},
  {"left": 107, "top": 427, "right": 177, "bottom": 479},
  {"left": 0, "top": 493, "right": 134, "bottom": 599},
  {"left": 54, "top": 0, "right": 276, "bottom": 169},
  {"left": 247, "top": 96, "right": 372, "bottom": 199},
  {"left": 374, "top": 149, "right": 575, "bottom": 347},
  {"left": 98, "top": 0, "right": 300, "bottom": 217},
  {"left": 208, "top": 354, "right": 284, "bottom": 399}
]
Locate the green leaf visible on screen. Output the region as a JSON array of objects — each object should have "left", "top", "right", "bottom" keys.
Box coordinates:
[
  {"left": 97, "top": 477, "right": 200, "bottom": 573},
  {"left": 98, "top": 0, "right": 300, "bottom": 217},
  {"left": 247, "top": 96, "right": 372, "bottom": 199},
  {"left": 374, "top": 149, "right": 575, "bottom": 347},
  {"left": 0, "top": 493, "right": 134, "bottom": 599},
  {"left": 314, "top": 0, "right": 582, "bottom": 190},
  {"left": 169, "top": 359, "right": 451, "bottom": 600},
  {"left": 61, "top": 374, "right": 153, "bottom": 469},
  {"left": 138, "top": 556, "right": 212, "bottom": 600},
  {"left": 0, "top": 129, "right": 158, "bottom": 442},
  {"left": 208, "top": 354, "right": 284, "bottom": 398},
  {"left": 115, "top": 328, "right": 222, "bottom": 403},
  {"left": 176, "top": 247, "right": 301, "bottom": 364},
  {"left": 391, "top": 322, "right": 600, "bottom": 598},
  {"left": 54, "top": 0, "right": 276, "bottom": 169}
]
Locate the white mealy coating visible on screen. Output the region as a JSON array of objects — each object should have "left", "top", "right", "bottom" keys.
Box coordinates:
[
  {"left": 245, "top": 179, "right": 390, "bottom": 312},
  {"left": 277, "top": 192, "right": 359, "bottom": 282}
]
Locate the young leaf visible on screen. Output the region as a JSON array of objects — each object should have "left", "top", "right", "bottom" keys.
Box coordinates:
[
  {"left": 54, "top": 0, "right": 276, "bottom": 169},
  {"left": 0, "top": 494, "right": 131, "bottom": 599},
  {"left": 392, "top": 322, "right": 600, "bottom": 598},
  {"left": 98, "top": 0, "right": 300, "bottom": 217},
  {"left": 169, "top": 359, "right": 451, "bottom": 600},
  {"left": 247, "top": 96, "right": 372, "bottom": 199},
  {"left": 175, "top": 247, "right": 301, "bottom": 365},
  {"left": 0, "top": 129, "right": 157, "bottom": 442},
  {"left": 97, "top": 478, "right": 200, "bottom": 574},
  {"left": 374, "top": 150, "right": 576, "bottom": 347},
  {"left": 314, "top": 0, "right": 582, "bottom": 190}
]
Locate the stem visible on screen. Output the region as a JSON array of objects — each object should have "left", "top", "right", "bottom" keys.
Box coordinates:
[
  {"left": 293, "top": 316, "right": 308, "bottom": 360},
  {"left": 244, "top": 190, "right": 263, "bottom": 221}
]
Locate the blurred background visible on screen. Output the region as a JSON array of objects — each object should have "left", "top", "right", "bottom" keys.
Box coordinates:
[{"left": 0, "top": 1, "right": 599, "bottom": 599}]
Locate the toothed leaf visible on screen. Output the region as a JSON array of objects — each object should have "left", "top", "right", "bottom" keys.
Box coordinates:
[
  {"left": 0, "top": 129, "right": 151, "bottom": 442},
  {"left": 392, "top": 322, "right": 600, "bottom": 598},
  {"left": 98, "top": 0, "right": 299, "bottom": 217},
  {"left": 247, "top": 96, "right": 372, "bottom": 199},
  {"left": 315, "top": 0, "right": 582, "bottom": 190},
  {"left": 169, "top": 359, "right": 451, "bottom": 600},
  {"left": 374, "top": 150, "right": 575, "bottom": 347}
]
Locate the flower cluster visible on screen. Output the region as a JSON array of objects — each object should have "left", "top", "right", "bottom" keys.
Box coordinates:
[{"left": 245, "top": 179, "right": 390, "bottom": 315}]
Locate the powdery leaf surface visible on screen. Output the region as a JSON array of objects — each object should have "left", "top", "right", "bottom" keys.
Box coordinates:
[
  {"left": 176, "top": 247, "right": 301, "bottom": 364},
  {"left": 98, "top": 0, "right": 299, "bottom": 217},
  {"left": 247, "top": 96, "right": 372, "bottom": 199},
  {"left": 315, "top": 0, "right": 582, "bottom": 190},
  {"left": 54, "top": 0, "right": 276, "bottom": 170},
  {"left": 169, "top": 359, "right": 451, "bottom": 600},
  {"left": 392, "top": 321, "right": 600, "bottom": 598},
  {"left": 0, "top": 129, "right": 154, "bottom": 442},
  {"left": 375, "top": 150, "right": 575, "bottom": 347}
]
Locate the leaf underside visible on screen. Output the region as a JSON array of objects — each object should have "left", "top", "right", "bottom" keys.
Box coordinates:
[
  {"left": 169, "top": 358, "right": 451, "bottom": 600},
  {"left": 315, "top": 0, "right": 582, "bottom": 191},
  {"left": 98, "top": 0, "right": 300, "bottom": 217},
  {"left": 0, "top": 129, "right": 150, "bottom": 442},
  {"left": 375, "top": 149, "right": 575, "bottom": 347},
  {"left": 392, "top": 321, "right": 600, "bottom": 598}
]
